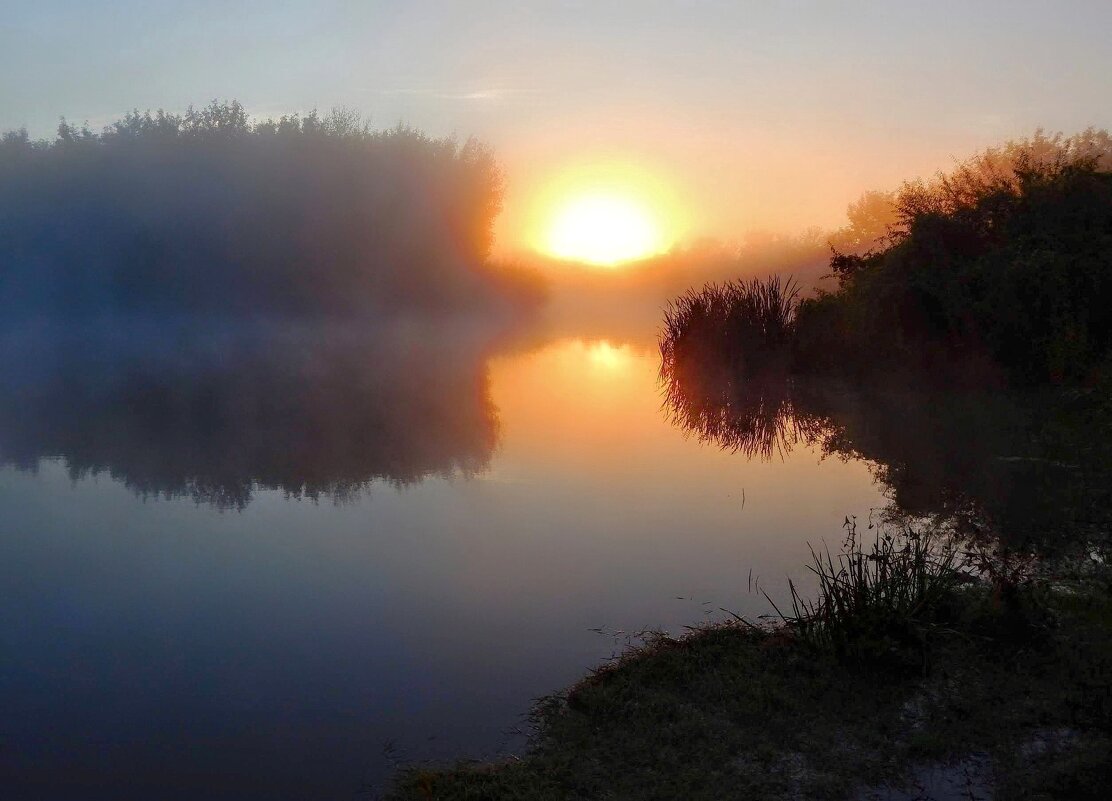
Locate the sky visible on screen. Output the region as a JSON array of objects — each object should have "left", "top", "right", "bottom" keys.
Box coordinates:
[{"left": 3, "top": 0, "right": 1112, "bottom": 256}]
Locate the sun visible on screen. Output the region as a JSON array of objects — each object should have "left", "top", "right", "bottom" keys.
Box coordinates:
[
  {"left": 546, "top": 192, "right": 665, "bottom": 266},
  {"left": 525, "top": 162, "right": 685, "bottom": 267}
]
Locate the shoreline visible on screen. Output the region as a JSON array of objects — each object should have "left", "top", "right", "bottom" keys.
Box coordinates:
[{"left": 385, "top": 541, "right": 1111, "bottom": 800}]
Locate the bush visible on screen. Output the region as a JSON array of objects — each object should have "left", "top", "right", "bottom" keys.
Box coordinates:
[
  {"left": 662, "top": 130, "right": 1112, "bottom": 386},
  {"left": 815, "top": 134, "right": 1112, "bottom": 383}
]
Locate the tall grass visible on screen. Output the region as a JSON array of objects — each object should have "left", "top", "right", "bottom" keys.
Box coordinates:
[
  {"left": 767, "top": 518, "right": 964, "bottom": 664},
  {"left": 660, "top": 275, "right": 800, "bottom": 377},
  {"left": 659, "top": 275, "right": 812, "bottom": 459}
]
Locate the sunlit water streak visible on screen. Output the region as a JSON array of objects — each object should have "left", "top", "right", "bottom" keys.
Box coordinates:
[{"left": 0, "top": 336, "right": 884, "bottom": 800}]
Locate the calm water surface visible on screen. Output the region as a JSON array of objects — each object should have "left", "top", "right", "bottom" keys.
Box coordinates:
[{"left": 1, "top": 331, "right": 885, "bottom": 799}]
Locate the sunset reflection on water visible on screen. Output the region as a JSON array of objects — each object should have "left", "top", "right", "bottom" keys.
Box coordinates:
[{"left": 0, "top": 332, "right": 885, "bottom": 799}]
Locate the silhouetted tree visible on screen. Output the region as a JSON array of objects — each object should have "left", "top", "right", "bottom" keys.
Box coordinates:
[{"left": 793, "top": 131, "right": 1112, "bottom": 383}]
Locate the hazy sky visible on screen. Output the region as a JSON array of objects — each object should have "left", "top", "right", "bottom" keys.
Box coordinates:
[{"left": 3, "top": 1, "right": 1111, "bottom": 254}]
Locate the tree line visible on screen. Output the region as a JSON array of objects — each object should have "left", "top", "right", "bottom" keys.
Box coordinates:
[{"left": 0, "top": 101, "right": 538, "bottom": 321}]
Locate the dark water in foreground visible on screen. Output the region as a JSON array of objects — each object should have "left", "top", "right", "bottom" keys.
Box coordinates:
[{"left": 6, "top": 321, "right": 1097, "bottom": 799}]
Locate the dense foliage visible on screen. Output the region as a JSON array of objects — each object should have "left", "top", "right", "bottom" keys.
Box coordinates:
[
  {"left": 0, "top": 101, "right": 527, "bottom": 319},
  {"left": 797, "top": 130, "right": 1112, "bottom": 384},
  {"left": 662, "top": 131, "right": 1112, "bottom": 386}
]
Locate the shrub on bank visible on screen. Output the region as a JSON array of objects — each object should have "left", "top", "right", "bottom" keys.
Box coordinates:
[{"left": 662, "top": 131, "right": 1112, "bottom": 386}]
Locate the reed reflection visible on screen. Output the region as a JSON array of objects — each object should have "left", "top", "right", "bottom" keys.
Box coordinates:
[
  {"left": 660, "top": 360, "right": 826, "bottom": 460},
  {"left": 661, "top": 352, "right": 1112, "bottom": 554},
  {"left": 0, "top": 321, "right": 499, "bottom": 509}
]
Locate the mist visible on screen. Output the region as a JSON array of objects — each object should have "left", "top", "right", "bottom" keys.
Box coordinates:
[{"left": 0, "top": 101, "right": 541, "bottom": 324}]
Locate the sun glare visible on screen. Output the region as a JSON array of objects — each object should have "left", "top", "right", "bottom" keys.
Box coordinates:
[
  {"left": 586, "top": 340, "right": 633, "bottom": 371},
  {"left": 528, "top": 162, "right": 685, "bottom": 267},
  {"left": 546, "top": 192, "right": 664, "bottom": 266}
]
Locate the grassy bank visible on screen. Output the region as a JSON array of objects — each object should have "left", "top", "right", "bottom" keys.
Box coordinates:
[{"left": 385, "top": 529, "right": 1112, "bottom": 800}]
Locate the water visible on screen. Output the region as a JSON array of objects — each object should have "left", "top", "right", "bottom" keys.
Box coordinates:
[{"left": 0, "top": 327, "right": 895, "bottom": 799}]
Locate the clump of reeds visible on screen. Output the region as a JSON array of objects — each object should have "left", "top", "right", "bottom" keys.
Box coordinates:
[
  {"left": 768, "top": 518, "right": 965, "bottom": 666},
  {"left": 659, "top": 275, "right": 812, "bottom": 458},
  {"left": 659, "top": 275, "right": 800, "bottom": 379}
]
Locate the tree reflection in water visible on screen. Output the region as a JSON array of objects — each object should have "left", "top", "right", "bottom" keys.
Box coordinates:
[
  {"left": 0, "top": 320, "right": 500, "bottom": 509},
  {"left": 661, "top": 350, "right": 1112, "bottom": 556}
]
